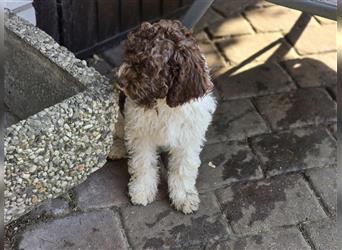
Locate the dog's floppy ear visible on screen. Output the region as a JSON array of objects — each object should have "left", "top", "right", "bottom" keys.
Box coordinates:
[{"left": 166, "top": 47, "right": 214, "bottom": 107}]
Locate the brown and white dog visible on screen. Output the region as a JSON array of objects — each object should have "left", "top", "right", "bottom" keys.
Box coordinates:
[{"left": 113, "top": 20, "right": 216, "bottom": 214}]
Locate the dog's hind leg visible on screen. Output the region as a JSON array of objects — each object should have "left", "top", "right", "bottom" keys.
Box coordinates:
[
  {"left": 167, "top": 146, "right": 201, "bottom": 214},
  {"left": 127, "top": 139, "right": 159, "bottom": 206}
]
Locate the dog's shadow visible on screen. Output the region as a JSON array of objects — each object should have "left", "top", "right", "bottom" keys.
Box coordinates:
[
  {"left": 280, "top": 57, "right": 336, "bottom": 92},
  {"left": 200, "top": 57, "right": 336, "bottom": 188}
]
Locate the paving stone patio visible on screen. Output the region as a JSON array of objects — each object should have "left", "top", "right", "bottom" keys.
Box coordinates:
[{"left": 5, "top": 1, "right": 337, "bottom": 249}]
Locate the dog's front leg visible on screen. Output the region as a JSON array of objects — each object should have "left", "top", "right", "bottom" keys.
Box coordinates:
[
  {"left": 168, "top": 147, "right": 201, "bottom": 214},
  {"left": 127, "top": 140, "right": 159, "bottom": 206}
]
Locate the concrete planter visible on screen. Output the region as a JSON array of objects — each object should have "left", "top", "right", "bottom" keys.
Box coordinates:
[{"left": 4, "top": 10, "right": 119, "bottom": 224}]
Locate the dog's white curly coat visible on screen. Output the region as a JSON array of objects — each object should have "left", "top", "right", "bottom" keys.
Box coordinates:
[{"left": 124, "top": 93, "right": 216, "bottom": 214}]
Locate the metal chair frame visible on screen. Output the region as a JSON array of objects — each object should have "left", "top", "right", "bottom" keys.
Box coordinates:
[{"left": 267, "top": 0, "right": 336, "bottom": 20}]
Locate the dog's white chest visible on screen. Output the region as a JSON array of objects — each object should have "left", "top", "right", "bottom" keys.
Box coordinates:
[{"left": 124, "top": 95, "right": 216, "bottom": 148}]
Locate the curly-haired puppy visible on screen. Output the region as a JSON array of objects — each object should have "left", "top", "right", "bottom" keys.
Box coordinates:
[{"left": 115, "top": 20, "right": 216, "bottom": 214}]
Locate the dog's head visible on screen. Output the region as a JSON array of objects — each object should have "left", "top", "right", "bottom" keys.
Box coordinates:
[{"left": 114, "top": 20, "right": 214, "bottom": 108}]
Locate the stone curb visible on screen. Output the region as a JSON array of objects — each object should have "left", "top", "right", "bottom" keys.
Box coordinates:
[{"left": 4, "top": 10, "right": 119, "bottom": 224}]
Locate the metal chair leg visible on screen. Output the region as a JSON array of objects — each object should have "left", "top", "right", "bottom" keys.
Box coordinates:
[{"left": 181, "top": 0, "right": 215, "bottom": 29}]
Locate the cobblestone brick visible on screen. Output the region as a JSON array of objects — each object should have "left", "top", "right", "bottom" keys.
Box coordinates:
[
  {"left": 283, "top": 53, "right": 337, "bottom": 87},
  {"left": 17, "top": 210, "right": 129, "bottom": 250},
  {"left": 194, "top": 8, "right": 224, "bottom": 32},
  {"left": 315, "top": 16, "right": 336, "bottom": 25},
  {"left": 194, "top": 31, "right": 209, "bottom": 41},
  {"left": 74, "top": 160, "right": 167, "bottom": 210},
  {"left": 216, "top": 174, "right": 326, "bottom": 234},
  {"left": 306, "top": 167, "right": 337, "bottom": 215},
  {"left": 121, "top": 193, "right": 230, "bottom": 249},
  {"left": 204, "top": 228, "right": 311, "bottom": 250},
  {"left": 87, "top": 56, "right": 113, "bottom": 75},
  {"left": 74, "top": 160, "right": 131, "bottom": 210},
  {"left": 29, "top": 196, "right": 71, "bottom": 218},
  {"left": 255, "top": 88, "right": 336, "bottom": 130},
  {"left": 206, "top": 99, "right": 269, "bottom": 143},
  {"left": 303, "top": 219, "right": 338, "bottom": 250},
  {"left": 328, "top": 84, "right": 337, "bottom": 100},
  {"left": 218, "top": 33, "right": 297, "bottom": 65},
  {"left": 101, "top": 44, "right": 124, "bottom": 67},
  {"left": 212, "top": 0, "right": 259, "bottom": 17},
  {"left": 287, "top": 24, "right": 336, "bottom": 55},
  {"left": 216, "top": 62, "right": 296, "bottom": 100},
  {"left": 233, "top": 228, "right": 311, "bottom": 250},
  {"left": 208, "top": 14, "right": 253, "bottom": 38},
  {"left": 253, "top": 1, "right": 275, "bottom": 8},
  {"left": 196, "top": 32, "right": 227, "bottom": 77},
  {"left": 251, "top": 128, "right": 336, "bottom": 176},
  {"left": 245, "top": 5, "right": 319, "bottom": 33},
  {"left": 198, "top": 141, "right": 263, "bottom": 191},
  {"left": 207, "top": 228, "right": 310, "bottom": 250}
]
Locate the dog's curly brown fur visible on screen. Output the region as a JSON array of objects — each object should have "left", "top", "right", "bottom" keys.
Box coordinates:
[{"left": 116, "top": 19, "right": 214, "bottom": 108}]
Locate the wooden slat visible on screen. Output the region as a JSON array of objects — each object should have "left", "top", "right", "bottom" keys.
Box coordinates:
[
  {"left": 97, "top": 0, "right": 120, "bottom": 40},
  {"left": 72, "top": 0, "right": 97, "bottom": 52},
  {"left": 141, "top": 0, "right": 161, "bottom": 21},
  {"left": 163, "top": 0, "right": 181, "bottom": 16},
  {"left": 60, "top": 0, "right": 73, "bottom": 49},
  {"left": 120, "top": 0, "right": 140, "bottom": 31},
  {"left": 181, "top": 0, "right": 194, "bottom": 7},
  {"left": 32, "top": 0, "right": 59, "bottom": 43}
]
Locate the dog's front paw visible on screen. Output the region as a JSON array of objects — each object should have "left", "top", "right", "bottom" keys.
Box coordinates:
[
  {"left": 171, "top": 190, "right": 200, "bottom": 214},
  {"left": 128, "top": 178, "right": 157, "bottom": 206}
]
